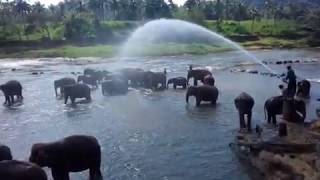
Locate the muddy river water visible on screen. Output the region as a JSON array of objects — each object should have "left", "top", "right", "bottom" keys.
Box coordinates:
[{"left": 0, "top": 49, "right": 319, "bottom": 180}]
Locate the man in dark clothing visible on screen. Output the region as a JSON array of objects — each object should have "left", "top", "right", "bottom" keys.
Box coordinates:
[{"left": 285, "top": 66, "right": 297, "bottom": 97}]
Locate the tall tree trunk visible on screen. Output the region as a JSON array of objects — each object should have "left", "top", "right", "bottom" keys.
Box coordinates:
[{"left": 251, "top": 18, "right": 255, "bottom": 33}]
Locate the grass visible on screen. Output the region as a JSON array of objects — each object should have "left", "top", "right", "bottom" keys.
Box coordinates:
[
  {"left": 0, "top": 45, "right": 115, "bottom": 58},
  {"left": 241, "top": 37, "right": 308, "bottom": 48},
  {"left": 0, "top": 43, "right": 233, "bottom": 58},
  {"left": 205, "top": 19, "right": 306, "bottom": 37}
]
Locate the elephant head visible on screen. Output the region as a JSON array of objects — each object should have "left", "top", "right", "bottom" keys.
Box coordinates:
[
  {"left": 167, "top": 78, "right": 174, "bottom": 88},
  {"left": 29, "top": 143, "right": 54, "bottom": 167},
  {"left": 186, "top": 86, "right": 197, "bottom": 103},
  {"left": 297, "top": 80, "right": 311, "bottom": 98},
  {"left": 203, "top": 75, "right": 215, "bottom": 86}
]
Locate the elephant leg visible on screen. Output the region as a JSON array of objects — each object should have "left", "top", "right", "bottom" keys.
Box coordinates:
[
  {"left": 247, "top": 112, "right": 252, "bottom": 132},
  {"left": 10, "top": 95, "right": 14, "bottom": 105},
  {"left": 196, "top": 97, "right": 201, "bottom": 107},
  {"left": 272, "top": 115, "right": 277, "bottom": 126},
  {"left": 239, "top": 112, "right": 245, "bottom": 129},
  {"left": 87, "top": 94, "right": 92, "bottom": 101},
  {"left": 52, "top": 168, "right": 70, "bottom": 180},
  {"left": 64, "top": 96, "right": 68, "bottom": 104},
  {"left": 194, "top": 79, "right": 198, "bottom": 86},
  {"left": 71, "top": 97, "right": 76, "bottom": 104},
  {"left": 183, "top": 84, "right": 187, "bottom": 89},
  {"left": 89, "top": 167, "right": 103, "bottom": 180},
  {"left": 173, "top": 84, "right": 177, "bottom": 89},
  {"left": 267, "top": 112, "right": 272, "bottom": 124}
]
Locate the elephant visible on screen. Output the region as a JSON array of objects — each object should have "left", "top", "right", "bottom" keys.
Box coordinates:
[
  {"left": 186, "top": 85, "right": 219, "bottom": 106},
  {"left": 167, "top": 77, "right": 187, "bottom": 89},
  {"left": 102, "top": 79, "right": 128, "bottom": 95},
  {"left": 29, "top": 135, "right": 102, "bottom": 180},
  {"left": 0, "top": 80, "right": 23, "bottom": 106},
  {"left": 0, "top": 160, "right": 47, "bottom": 180},
  {"left": 264, "top": 96, "right": 306, "bottom": 125},
  {"left": 296, "top": 79, "right": 311, "bottom": 98},
  {"left": 144, "top": 69, "right": 167, "bottom": 90},
  {"left": 0, "top": 143, "right": 12, "bottom": 161},
  {"left": 203, "top": 74, "right": 215, "bottom": 86},
  {"left": 54, "top": 78, "right": 76, "bottom": 97},
  {"left": 64, "top": 84, "right": 91, "bottom": 104},
  {"left": 187, "top": 65, "right": 212, "bottom": 86},
  {"left": 121, "top": 68, "right": 145, "bottom": 87},
  {"left": 77, "top": 75, "right": 98, "bottom": 88},
  {"left": 234, "top": 92, "right": 255, "bottom": 131}
]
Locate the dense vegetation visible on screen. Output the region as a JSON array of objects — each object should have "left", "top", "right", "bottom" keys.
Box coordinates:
[{"left": 0, "top": 0, "right": 320, "bottom": 57}]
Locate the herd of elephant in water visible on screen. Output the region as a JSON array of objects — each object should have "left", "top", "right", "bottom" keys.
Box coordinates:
[{"left": 0, "top": 64, "right": 314, "bottom": 180}]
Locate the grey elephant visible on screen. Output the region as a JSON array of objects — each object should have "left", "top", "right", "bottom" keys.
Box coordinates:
[
  {"left": 186, "top": 85, "right": 219, "bottom": 106},
  {"left": 187, "top": 65, "right": 212, "bottom": 86},
  {"left": 234, "top": 92, "right": 255, "bottom": 131},
  {"left": 264, "top": 96, "right": 306, "bottom": 125},
  {"left": 0, "top": 160, "right": 47, "bottom": 180},
  {"left": 167, "top": 77, "right": 187, "bottom": 89},
  {"left": 296, "top": 79, "right": 311, "bottom": 98},
  {"left": 64, "top": 83, "right": 91, "bottom": 104},
  {"left": 0, "top": 80, "right": 23, "bottom": 106},
  {"left": 121, "top": 68, "right": 145, "bottom": 87},
  {"left": 144, "top": 69, "right": 167, "bottom": 90},
  {"left": 29, "top": 135, "right": 102, "bottom": 180},
  {"left": 0, "top": 143, "right": 12, "bottom": 161},
  {"left": 102, "top": 79, "right": 128, "bottom": 95},
  {"left": 54, "top": 78, "right": 76, "bottom": 96}
]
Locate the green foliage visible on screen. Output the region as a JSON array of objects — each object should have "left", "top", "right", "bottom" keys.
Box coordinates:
[{"left": 64, "top": 13, "right": 95, "bottom": 41}]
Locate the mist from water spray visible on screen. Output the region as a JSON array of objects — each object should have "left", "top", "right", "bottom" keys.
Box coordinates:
[{"left": 120, "top": 19, "right": 276, "bottom": 74}]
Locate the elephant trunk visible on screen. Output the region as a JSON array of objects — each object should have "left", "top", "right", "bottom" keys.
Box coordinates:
[{"left": 186, "top": 91, "right": 190, "bottom": 103}]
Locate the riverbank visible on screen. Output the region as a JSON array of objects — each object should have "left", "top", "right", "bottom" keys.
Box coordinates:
[{"left": 0, "top": 37, "right": 312, "bottom": 59}]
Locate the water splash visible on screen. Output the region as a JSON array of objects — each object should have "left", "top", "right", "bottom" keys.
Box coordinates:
[{"left": 120, "top": 19, "right": 276, "bottom": 74}]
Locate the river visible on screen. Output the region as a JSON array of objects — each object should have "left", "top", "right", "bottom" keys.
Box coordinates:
[{"left": 0, "top": 49, "right": 319, "bottom": 180}]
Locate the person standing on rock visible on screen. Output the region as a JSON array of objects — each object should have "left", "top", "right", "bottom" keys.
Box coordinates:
[{"left": 284, "top": 66, "right": 297, "bottom": 97}]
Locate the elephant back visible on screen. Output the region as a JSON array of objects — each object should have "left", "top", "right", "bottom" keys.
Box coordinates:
[{"left": 234, "top": 92, "right": 254, "bottom": 112}]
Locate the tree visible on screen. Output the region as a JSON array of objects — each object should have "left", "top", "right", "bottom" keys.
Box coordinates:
[
  {"left": 145, "top": 0, "right": 170, "bottom": 19},
  {"left": 249, "top": 7, "right": 259, "bottom": 33},
  {"left": 215, "top": 0, "right": 223, "bottom": 27}
]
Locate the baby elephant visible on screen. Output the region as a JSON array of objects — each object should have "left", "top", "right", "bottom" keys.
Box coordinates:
[
  {"left": 0, "top": 80, "right": 23, "bottom": 106},
  {"left": 167, "top": 77, "right": 187, "bottom": 89},
  {"left": 54, "top": 77, "right": 76, "bottom": 97},
  {"left": 234, "top": 92, "right": 255, "bottom": 131},
  {"left": 29, "top": 135, "right": 102, "bottom": 180},
  {"left": 0, "top": 143, "right": 12, "bottom": 161},
  {"left": 64, "top": 83, "right": 91, "bottom": 104},
  {"left": 0, "top": 160, "right": 47, "bottom": 180}
]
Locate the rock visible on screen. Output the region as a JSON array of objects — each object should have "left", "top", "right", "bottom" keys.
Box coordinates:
[
  {"left": 31, "top": 72, "right": 38, "bottom": 75},
  {"left": 11, "top": 68, "right": 16, "bottom": 71},
  {"left": 247, "top": 69, "right": 258, "bottom": 74},
  {"left": 283, "top": 61, "right": 288, "bottom": 64},
  {"left": 295, "top": 60, "right": 301, "bottom": 63},
  {"left": 40, "top": 72, "right": 44, "bottom": 74},
  {"left": 276, "top": 61, "right": 283, "bottom": 65},
  {"left": 288, "top": 60, "right": 293, "bottom": 64}
]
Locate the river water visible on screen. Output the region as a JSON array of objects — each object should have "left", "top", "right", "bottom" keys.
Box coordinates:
[{"left": 0, "top": 49, "right": 319, "bottom": 180}]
